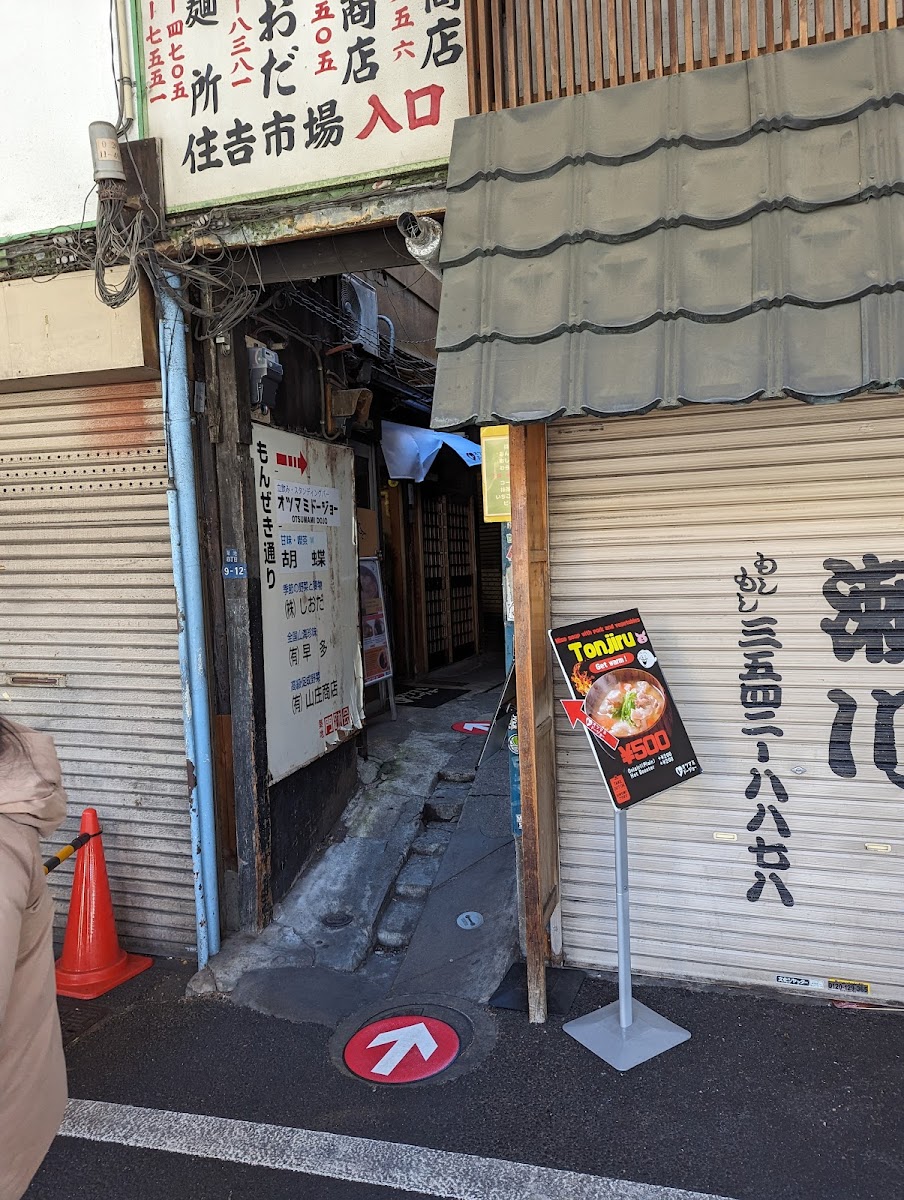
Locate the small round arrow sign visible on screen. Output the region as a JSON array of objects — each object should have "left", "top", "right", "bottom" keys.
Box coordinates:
[{"left": 343, "top": 1014, "right": 460, "bottom": 1083}]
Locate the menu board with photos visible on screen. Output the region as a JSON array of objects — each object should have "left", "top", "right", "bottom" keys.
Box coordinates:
[
  {"left": 549, "top": 609, "right": 701, "bottom": 811},
  {"left": 359, "top": 556, "right": 392, "bottom": 685}
]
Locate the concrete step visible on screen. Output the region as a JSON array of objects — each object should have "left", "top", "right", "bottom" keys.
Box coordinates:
[
  {"left": 411, "top": 822, "right": 455, "bottom": 857},
  {"left": 425, "top": 783, "right": 469, "bottom": 823},
  {"left": 394, "top": 853, "right": 443, "bottom": 900},
  {"left": 376, "top": 897, "right": 424, "bottom": 951}
]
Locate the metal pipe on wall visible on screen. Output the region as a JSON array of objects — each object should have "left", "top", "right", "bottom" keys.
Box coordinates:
[
  {"left": 113, "top": 0, "right": 136, "bottom": 131},
  {"left": 160, "top": 282, "right": 221, "bottom": 964}
]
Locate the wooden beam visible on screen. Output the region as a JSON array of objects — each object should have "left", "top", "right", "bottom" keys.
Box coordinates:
[
  {"left": 203, "top": 329, "right": 273, "bottom": 933},
  {"left": 510, "top": 424, "right": 560, "bottom": 1024}
]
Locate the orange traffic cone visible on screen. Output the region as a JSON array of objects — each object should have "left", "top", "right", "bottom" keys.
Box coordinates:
[{"left": 55, "top": 808, "right": 153, "bottom": 999}]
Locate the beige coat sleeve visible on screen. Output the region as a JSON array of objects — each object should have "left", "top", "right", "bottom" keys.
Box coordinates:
[{"left": 0, "top": 830, "right": 31, "bottom": 1025}]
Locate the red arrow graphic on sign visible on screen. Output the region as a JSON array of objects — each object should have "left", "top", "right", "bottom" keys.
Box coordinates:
[
  {"left": 452, "top": 721, "right": 491, "bottom": 735},
  {"left": 561, "top": 700, "right": 620, "bottom": 751}
]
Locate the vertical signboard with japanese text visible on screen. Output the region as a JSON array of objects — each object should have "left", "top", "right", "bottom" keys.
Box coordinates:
[
  {"left": 254, "top": 427, "right": 363, "bottom": 782},
  {"left": 138, "top": 0, "right": 470, "bottom": 211},
  {"left": 479, "top": 425, "right": 511, "bottom": 522}
]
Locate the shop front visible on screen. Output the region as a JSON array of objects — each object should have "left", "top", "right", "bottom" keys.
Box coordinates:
[
  {"left": 0, "top": 271, "right": 207, "bottom": 959},
  {"left": 431, "top": 30, "right": 904, "bottom": 1019}
]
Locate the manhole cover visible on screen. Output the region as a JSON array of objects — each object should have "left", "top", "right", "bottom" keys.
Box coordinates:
[
  {"left": 57, "top": 999, "right": 112, "bottom": 1044},
  {"left": 456, "top": 911, "right": 484, "bottom": 929},
  {"left": 322, "top": 911, "right": 353, "bottom": 928}
]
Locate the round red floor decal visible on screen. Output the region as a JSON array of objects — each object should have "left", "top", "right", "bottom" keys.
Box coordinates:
[
  {"left": 452, "top": 720, "right": 491, "bottom": 735},
  {"left": 343, "top": 1014, "right": 460, "bottom": 1084}
]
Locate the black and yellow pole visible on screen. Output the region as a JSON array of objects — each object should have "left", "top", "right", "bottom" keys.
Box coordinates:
[{"left": 43, "top": 830, "right": 101, "bottom": 875}]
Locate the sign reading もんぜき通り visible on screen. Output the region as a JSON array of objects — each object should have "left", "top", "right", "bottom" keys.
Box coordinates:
[
  {"left": 254, "top": 427, "right": 363, "bottom": 783},
  {"left": 139, "top": 0, "right": 470, "bottom": 211},
  {"left": 549, "top": 610, "right": 701, "bottom": 811}
]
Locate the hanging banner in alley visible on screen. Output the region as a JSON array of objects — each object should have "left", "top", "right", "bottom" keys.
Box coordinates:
[
  {"left": 549, "top": 609, "right": 701, "bottom": 811},
  {"left": 254, "top": 427, "right": 363, "bottom": 783},
  {"left": 138, "top": 0, "right": 470, "bottom": 211},
  {"left": 359, "top": 556, "right": 393, "bottom": 685}
]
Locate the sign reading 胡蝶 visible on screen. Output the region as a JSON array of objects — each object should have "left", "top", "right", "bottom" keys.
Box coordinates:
[
  {"left": 549, "top": 609, "right": 701, "bottom": 811},
  {"left": 254, "top": 427, "right": 363, "bottom": 783},
  {"left": 139, "top": 0, "right": 470, "bottom": 212},
  {"left": 480, "top": 425, "right": 511, "bottom": 522}
]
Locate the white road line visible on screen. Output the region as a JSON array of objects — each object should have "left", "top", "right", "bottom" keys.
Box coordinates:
[{"left": 60, "top": 1098, "right": 736, "bottom": 1200}]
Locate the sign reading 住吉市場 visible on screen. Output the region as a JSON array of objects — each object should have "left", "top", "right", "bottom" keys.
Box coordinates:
[
  {"left": 549, "top": 609, "right": 701, "bottom": 811},
  {"left": 139, "top": 0, "right": 470, "bottom": 211}
]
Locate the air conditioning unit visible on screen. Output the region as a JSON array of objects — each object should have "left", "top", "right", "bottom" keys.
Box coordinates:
[{"left": 341, "top": 275, "right": 380, "bottom": 357}]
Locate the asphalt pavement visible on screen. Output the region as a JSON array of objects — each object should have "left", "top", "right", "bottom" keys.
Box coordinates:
[{"left": 25, "top": 961, "right": 904, "bottom": 1200}]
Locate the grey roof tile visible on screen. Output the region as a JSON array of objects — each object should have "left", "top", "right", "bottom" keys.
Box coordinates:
[
  {"left": 440, "top": 108, "right": 904, "bottom": 267},
  {"left": 431, "top": 294, "right": 904, "bottom": 429},
  {"left": 437, "top": 197, "right": 904, "bottom": 349},
  {"left": 445, "top": 31, "right": 904, "bottom": 188},
  {"left": 432, "top": 29, "right": 904, "bottom": 429}
]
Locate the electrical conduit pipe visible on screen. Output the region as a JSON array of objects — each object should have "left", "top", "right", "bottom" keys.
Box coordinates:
[{"left": 160, "top": 281, "right": 221, "bottom": 965}]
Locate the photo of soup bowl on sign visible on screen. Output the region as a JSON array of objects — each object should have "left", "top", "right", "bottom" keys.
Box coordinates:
[{"left": 584, "top": 668, "right": 667, "bottom": 741}]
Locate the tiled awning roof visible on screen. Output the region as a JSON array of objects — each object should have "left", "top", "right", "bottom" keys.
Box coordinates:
[{"left": 431, "top": 30, "right": 904, "bottom": 429}]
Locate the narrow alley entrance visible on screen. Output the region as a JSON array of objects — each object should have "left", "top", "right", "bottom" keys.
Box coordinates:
[{"left": 196, "top": 242, "right": 519, "bottom": 1030}]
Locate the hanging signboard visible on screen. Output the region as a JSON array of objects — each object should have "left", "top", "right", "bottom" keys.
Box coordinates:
[
  {"left": 549, "top": 609, "right": 701, "bottom": 810},
  {"left": 359, "top": 556, "right": 393, "bottom": 685},
  {"left": 137, "top": 0, "right": 470, "bottom": 212},
  {"left": 254, "top": 428, "right": 363, "bottom": 783},
  {"left": 479, "top": 425, "right": 511, "bottom": 522}
]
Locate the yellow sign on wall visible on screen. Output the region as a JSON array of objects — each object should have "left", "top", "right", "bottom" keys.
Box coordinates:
[{"left": 480, "top": 425, "right": 511, "bottom": 522}]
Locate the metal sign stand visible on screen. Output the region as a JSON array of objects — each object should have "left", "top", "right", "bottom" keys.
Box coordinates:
[{"left": 563, "top": 807, "right": 691, "bottom": 1071}]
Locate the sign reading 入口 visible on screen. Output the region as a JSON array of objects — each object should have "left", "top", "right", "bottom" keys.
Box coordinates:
[
  {"left": 254, "top": 427, "right": 363, "bottom": 783},
  {"left": 549, "top": 609, "right": 701, "bottom": 811},
  {"left": 138, "top": 0, "right": 470, "bottom": 211}
]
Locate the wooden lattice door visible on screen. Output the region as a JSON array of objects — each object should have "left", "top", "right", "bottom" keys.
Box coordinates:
[{"left": 421, "top": 490, "right": 479, "bottom": 669}]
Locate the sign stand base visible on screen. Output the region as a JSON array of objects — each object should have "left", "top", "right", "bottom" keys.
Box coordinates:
[
  {"left": 564, "top": 999, "right": 690, "bottom": 1072},
  {"left": 563, "top": 808, "right": 690, "bottom": 1071}
]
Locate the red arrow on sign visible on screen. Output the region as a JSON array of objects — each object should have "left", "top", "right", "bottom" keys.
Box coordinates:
[
  {"left": 276, "top": 451, "right": 308, "bottom": 473},
  {"left": 452, "top": 720, "right": 491, "bottom": 735},
  {"left": 561, "top": 700, "right": 619, "bottom": 750}
]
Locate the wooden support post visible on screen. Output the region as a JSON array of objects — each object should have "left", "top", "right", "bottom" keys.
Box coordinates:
[
  {"left": 510, "top": 424, "right": 560, "bottom": 1024},
  {"left": 202, "top": 330, "right": 272, "bottom": 933}
]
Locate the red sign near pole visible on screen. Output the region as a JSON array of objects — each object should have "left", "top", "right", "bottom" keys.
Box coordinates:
[
  {"left": 343, "top": 1015, "right": 460, "bottom": 1083},
  {"left": 452, "top": 720, "right": 491, "bottom": 735}
]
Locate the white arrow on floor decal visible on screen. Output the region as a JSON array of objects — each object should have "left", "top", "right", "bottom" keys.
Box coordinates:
[{"left": 367, "top": 1021, "right": 439, "bottom": 1076}]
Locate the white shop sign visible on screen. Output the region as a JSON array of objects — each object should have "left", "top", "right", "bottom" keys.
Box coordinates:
[
  {"left": 138, "top": 0, "right": 470, "bottom": 211},
  {"left": 254, "top": 427, "right": 363, "bottom": 782}
]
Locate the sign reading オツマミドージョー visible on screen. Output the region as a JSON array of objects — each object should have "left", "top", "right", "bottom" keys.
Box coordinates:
[
  {"left": 139, "top": 0, "right": 470, "bottom": 211},
  {"left": 549, "top": 609, "right": 701, "bottom": 811}
]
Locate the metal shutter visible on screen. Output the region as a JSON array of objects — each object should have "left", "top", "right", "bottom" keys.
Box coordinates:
[
  {"left": 0, "top": 383, "right": 196, "bottom": 957},
  {"left": 547, "top": 395, "right": 904, "bottom": 1002}
]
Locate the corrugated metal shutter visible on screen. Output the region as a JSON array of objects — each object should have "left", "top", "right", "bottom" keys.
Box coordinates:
[
  {"left": 548, "top": 395, "right": 904, "bottom": 1002},
  {"left": 477, "top": 519, "right": 503, "bottom": 617},
  {"left": 0, "top": 383, "right": 196, "bottom": 957}
]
